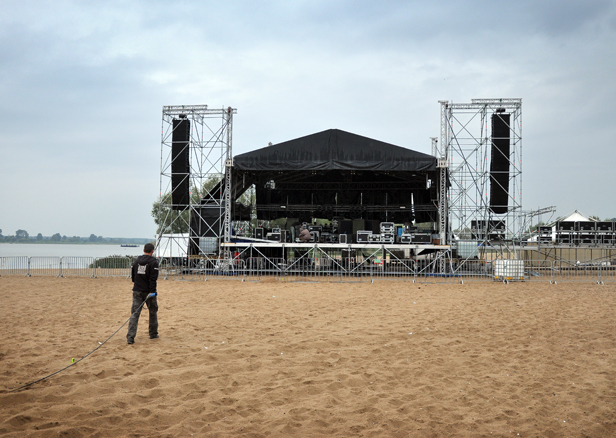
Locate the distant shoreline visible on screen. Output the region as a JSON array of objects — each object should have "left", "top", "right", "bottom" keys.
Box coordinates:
[{"left": 0, "top": 241, "right": 151, "bottom": 245}]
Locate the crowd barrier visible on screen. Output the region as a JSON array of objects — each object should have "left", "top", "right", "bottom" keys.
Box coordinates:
[
  {"left": 0, "top": 256, "right": 135, "bottom": 278},
  {"left": 0, "top": 256, "right": 29, "bottom": 276},
  {"left": 29, "top": 257, "right": 61, "bottom": 277},
  {"left": 1, "top": 256, "right": 614, "bottom": 284},
  {"left": 60, "top": 256, "right": 95, "bottom": 277}
]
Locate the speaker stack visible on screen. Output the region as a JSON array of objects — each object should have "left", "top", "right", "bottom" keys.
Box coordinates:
[
  {"left": 489, "top": 112, "right": 510, "bottom": 214},
  {"left": 171, "top": 117, "right": 190, "bottom": 210}
]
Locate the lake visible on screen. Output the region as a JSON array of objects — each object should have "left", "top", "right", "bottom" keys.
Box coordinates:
[{"left": 0, "top": 243, "right": 144, "bottom": 258}]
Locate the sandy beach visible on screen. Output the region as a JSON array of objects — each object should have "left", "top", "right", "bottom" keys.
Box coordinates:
[{"left": 1, "top": 276, "right": 615, "bottom": 437}]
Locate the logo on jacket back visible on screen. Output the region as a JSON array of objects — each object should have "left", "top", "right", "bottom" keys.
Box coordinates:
[{"left": 137, "top": 264, "right": 147, "bottom": 275}]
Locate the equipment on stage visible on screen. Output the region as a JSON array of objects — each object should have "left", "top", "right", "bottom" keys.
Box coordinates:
[
  {"left": 411, "top": 233, "right": 432, "bottom": 243},
  {"left": 380, "top": 233, "right": 395, "bottom": 243},
  {"left": 309, "top": 231, "right": 320, "bottom": 243},
  {"left": 266, "top": 232, "right": 281, "bottom": 242},
  {"left": 380, "top": 222, "right": 395, "bottom": 233},
  {"left": 356, "top": 231, "right": 371, "bottom": 243}
]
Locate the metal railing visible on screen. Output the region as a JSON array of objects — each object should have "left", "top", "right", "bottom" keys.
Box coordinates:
[
  {"left": 1, "top": 255, "right": 614, "bottom": 284},
  {"left": 0, "top": 256, "right": 29, "bottom": 276},
  {"left": 92, "top": 256, "right": 135, "bottom": 278},
  {"left": 61, "top": 256, "right": 96, "bottom": 278},
  {"left": 28, "top": 257, "right": 62, "bottom": 277}
]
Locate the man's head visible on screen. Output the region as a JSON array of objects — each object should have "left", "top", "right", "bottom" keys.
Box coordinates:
[{"left": 144, "top": 243, "right": 155, "bottom": 254}]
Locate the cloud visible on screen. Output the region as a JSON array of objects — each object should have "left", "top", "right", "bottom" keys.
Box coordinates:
[{"left": 1, "top": 0, "right": 615, "bottom": 238}]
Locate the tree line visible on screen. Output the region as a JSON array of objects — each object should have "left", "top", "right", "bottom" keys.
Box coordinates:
[{"left": 0, "top": 229, "right": 149, "bottom": 244}]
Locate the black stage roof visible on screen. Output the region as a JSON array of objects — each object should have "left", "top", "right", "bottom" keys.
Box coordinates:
[
  {"left": 234, "top": 129, "right": 437, "bottom": 172},
  {"left": 227, "top": 129, "right": 439, "bottom": 224}
]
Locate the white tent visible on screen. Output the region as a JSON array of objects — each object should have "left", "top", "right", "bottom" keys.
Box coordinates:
[
  {"left": 560, "top": 210, "right": 592, "bottom": 222},
  {"left": 155, "top": 233, "right": 189, "bottom": 258},
  {"left": 530, "top": 210, "right": 594, "bottom": 242}
]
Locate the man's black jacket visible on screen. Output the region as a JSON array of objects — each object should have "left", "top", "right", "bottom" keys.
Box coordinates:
[{"left": 131, "top": 255, "right": 159, "bottom": 294}]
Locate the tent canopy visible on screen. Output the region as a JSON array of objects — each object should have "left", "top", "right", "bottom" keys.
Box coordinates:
[{"left": 234, "top": 129, "right": 437, "bottom": 172}]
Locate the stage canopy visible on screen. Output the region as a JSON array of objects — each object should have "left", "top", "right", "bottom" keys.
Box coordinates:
[{"left": 228, "top": 129, "right": 440, "bottom": 224}]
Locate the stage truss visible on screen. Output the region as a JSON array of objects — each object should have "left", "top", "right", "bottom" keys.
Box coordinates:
[
  {"left": 156, "top": 105, "right": 236, "bottom": 258},
  {"left": 436, "top": 98, "right": 523, "bottom": 257}
]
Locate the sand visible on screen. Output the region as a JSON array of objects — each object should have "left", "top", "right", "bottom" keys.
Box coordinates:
[{"left": 1, "top": 276, "right": 615, "bottom": 437}]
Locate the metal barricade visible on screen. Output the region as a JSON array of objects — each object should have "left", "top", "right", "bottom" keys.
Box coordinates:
[
  {"left": 376, "top": 258, "right": 416, "bottom": 282},
  {"left": 451, "top": 259, "right": 492, "bottom": 283},
  {"left": 28, "top": 257, "right": 61, "bottom": 277},
  {"left": 413, "top": 256, "right": 460, "bottom": 284},
  {"left": 552, "top": 260, "right": 601, "bottom": 283},
  {"left": 158, "top": 258, "right": 171, "bottom": 280},
  {"left": 276, "top": 256, "right": 370, "bottom": 283},
  {"left": 202, "top": 257, "right": 245, "bottom": 280},
  {"left": 523, "top": 260, "right": 554, "bottom": 283},
  {"left": 242, "top": 256, "right": 278, "bottom": 282},
  {"left": 0, "top": 256, "right": 29, "bottom": 276},
  {"left": 60, "top": 256, "right": 95, "bottom": 277},
  {"left": 277, "top": 257, "right": 316, "bottom": 282},
  {"left": 155, "top": 257, "right": 194, "bottom": 280},
  {"left": 327, "top": 256, "right": 372, "bottom": 283},
  {"left": 93, "top": 256, "right": 135, "bottom": 278},
  {"left": 599, "top": 262, "right": 616, "bottom": 284}
]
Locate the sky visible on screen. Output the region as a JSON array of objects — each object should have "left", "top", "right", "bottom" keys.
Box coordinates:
[{"left": 1, "top": 0, "right": 615, "bottom": 238}]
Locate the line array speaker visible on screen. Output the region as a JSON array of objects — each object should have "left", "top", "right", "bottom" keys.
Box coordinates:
[
  {"left": 171, "top": 118, "right": 190, "bottom": 210},
  {"left": 489, "top": 113, "right": 510, "bottom": 214}
]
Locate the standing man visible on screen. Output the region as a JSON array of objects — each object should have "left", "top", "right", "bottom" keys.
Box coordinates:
[{"left": 127, "top": 243, "right": 159, "bottom": 345}]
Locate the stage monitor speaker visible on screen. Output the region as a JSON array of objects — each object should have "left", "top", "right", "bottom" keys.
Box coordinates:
[
  {"left": 489, "top": 113, "right": 510, "bottom": 214},
  {"left": 171, "top": 118, "right": 190, "bottom": 210},
  {"left": 339, "top": 220, "right": 353, "bottom": 235},
  {"left": 365, "top": 220, "right": 380, "bottom": 234},
  {"left": 352, "top": 219, "right": 365, "bottom": 235}
]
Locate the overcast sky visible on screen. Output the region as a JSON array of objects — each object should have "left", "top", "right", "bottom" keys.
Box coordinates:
[{"left": 1, "top": 0, "right": 615, "bottom": 238}]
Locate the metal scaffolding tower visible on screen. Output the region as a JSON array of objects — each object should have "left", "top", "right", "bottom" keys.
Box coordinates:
[
  {"left": 439, "top": 98, "right": 523, "bottom": 253},
  {"left": 156, "top": 105, "right": 236, "bottom": 258}
]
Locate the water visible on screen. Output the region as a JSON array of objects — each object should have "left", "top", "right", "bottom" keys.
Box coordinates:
[{"left": 0, "top": 243, "right": 144, "bottom": 258}]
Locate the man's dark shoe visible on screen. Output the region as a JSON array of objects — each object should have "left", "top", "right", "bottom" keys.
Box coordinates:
[
  {"left": 127, "top": 339, "right": 134, "bottom": 345},
  {"left": 150, "top": 334, "right": 159, "bottom": 339}
]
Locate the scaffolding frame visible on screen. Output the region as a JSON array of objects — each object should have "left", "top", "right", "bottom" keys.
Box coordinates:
[
  {"left": 156, "top": 105, "right": 236, "bottom": 258},
  {"left": 437, "top": 98, "right": 523, "bottom": 257}
]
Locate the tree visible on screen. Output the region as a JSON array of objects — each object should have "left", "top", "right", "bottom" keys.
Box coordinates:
[
  {"left": 36, "top": 233, "right": 43, "bottom": 240},
  {"left": 152, "top": 178, "right": 221, "bottom": 235},
  {"left": 152, "top": 177, "right": 257, "bottom": 236},
  {"left": 151, "top": 192, "right": 190, "bottom": 234},
  {"left": 50, "top": 233, "right": 61, "bottom": 242},
  {"left": 89, "top": 234, "right": 98, "bottom": 242},
  {"left": 16, "top": 229, "right": 29, "bottom": 238}
]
